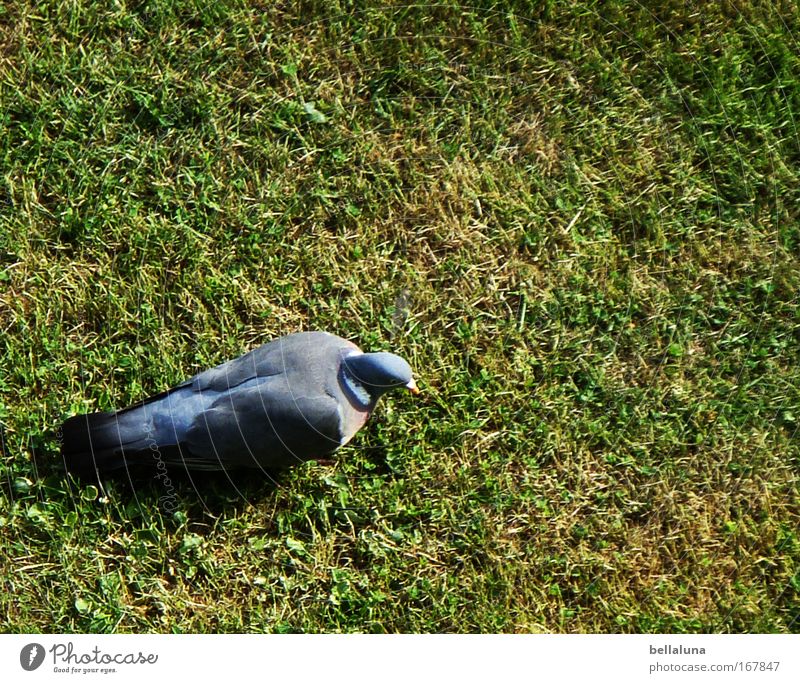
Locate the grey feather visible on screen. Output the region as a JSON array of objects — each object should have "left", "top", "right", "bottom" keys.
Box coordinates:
[{"left": 60, "top": 331, "right": 415, "bottom": 476}]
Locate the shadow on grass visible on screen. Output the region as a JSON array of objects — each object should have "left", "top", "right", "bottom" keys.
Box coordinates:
[{"left": 30, "top": 439, "right": 284, "bottom": 520}]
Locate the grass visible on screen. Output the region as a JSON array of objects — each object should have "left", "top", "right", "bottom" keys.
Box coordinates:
[{"left": 0, "top": 0, "right": 798, "bottom": 633}]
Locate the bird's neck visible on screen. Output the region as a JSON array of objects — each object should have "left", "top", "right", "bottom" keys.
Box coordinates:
[{"left": 340, "top": 365, "right": 375, "bottom": 409}]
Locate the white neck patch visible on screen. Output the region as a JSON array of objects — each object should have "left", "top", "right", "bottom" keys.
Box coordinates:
[{"left": 342, "top": 371, "right": 372, "bottom": 408}]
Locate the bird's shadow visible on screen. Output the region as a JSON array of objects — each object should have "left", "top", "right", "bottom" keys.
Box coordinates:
[{"left": 32, "top": 443, "right": 285, "bottom": 519}]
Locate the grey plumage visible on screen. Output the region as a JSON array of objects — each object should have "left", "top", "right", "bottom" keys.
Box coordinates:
[{"left": 61, "top": 331, "right": 417, "bottom": 476}]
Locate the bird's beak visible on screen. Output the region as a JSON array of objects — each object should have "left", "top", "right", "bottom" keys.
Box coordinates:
[{"left": 406, "top": 378, "right": 420, "bottom": 395}]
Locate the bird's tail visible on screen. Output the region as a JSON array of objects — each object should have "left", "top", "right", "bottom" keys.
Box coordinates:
[{"left": 59, "top": 409, "right": 149, "bottom": 477}]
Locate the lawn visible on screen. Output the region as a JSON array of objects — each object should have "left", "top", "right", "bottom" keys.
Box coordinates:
[{"left": 0, "top": 0, "right": 798, "bottom": 633}]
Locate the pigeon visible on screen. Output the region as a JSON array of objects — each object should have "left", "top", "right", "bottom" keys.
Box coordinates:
[{"left": 60, "top": 331, "right": 418, "bottom": 476}]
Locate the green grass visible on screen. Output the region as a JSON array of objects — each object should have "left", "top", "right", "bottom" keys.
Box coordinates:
[{"left": 0, "top": 0, "right": 798, "bottom": 633}]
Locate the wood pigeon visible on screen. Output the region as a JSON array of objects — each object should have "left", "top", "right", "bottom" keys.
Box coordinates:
[{"left": 60, "top": 331, "right": 418, "bottom": 476}]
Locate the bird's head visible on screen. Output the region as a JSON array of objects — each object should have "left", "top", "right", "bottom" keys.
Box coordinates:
[{"left": 342, "top": 351, "right": 419, "bottom": 402}]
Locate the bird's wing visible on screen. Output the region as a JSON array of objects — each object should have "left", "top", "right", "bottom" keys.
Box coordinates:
[
  {"left": 182, "top": 379, "right": 343, "bottom": 469},
  {"left": 120, "top": 334, "right": 306, "bottom": 409},
  {"left": 189, "top": 331, "right": 350, "bottom": 393}
]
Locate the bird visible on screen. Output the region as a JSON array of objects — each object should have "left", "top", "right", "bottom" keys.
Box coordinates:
[{"left": 60, "top": 331, "right": 418, "bottom": 477}]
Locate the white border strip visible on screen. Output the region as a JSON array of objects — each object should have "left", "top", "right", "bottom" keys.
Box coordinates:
[{"left": 1, "top": 634, "right": 798, "bottom": 682}]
